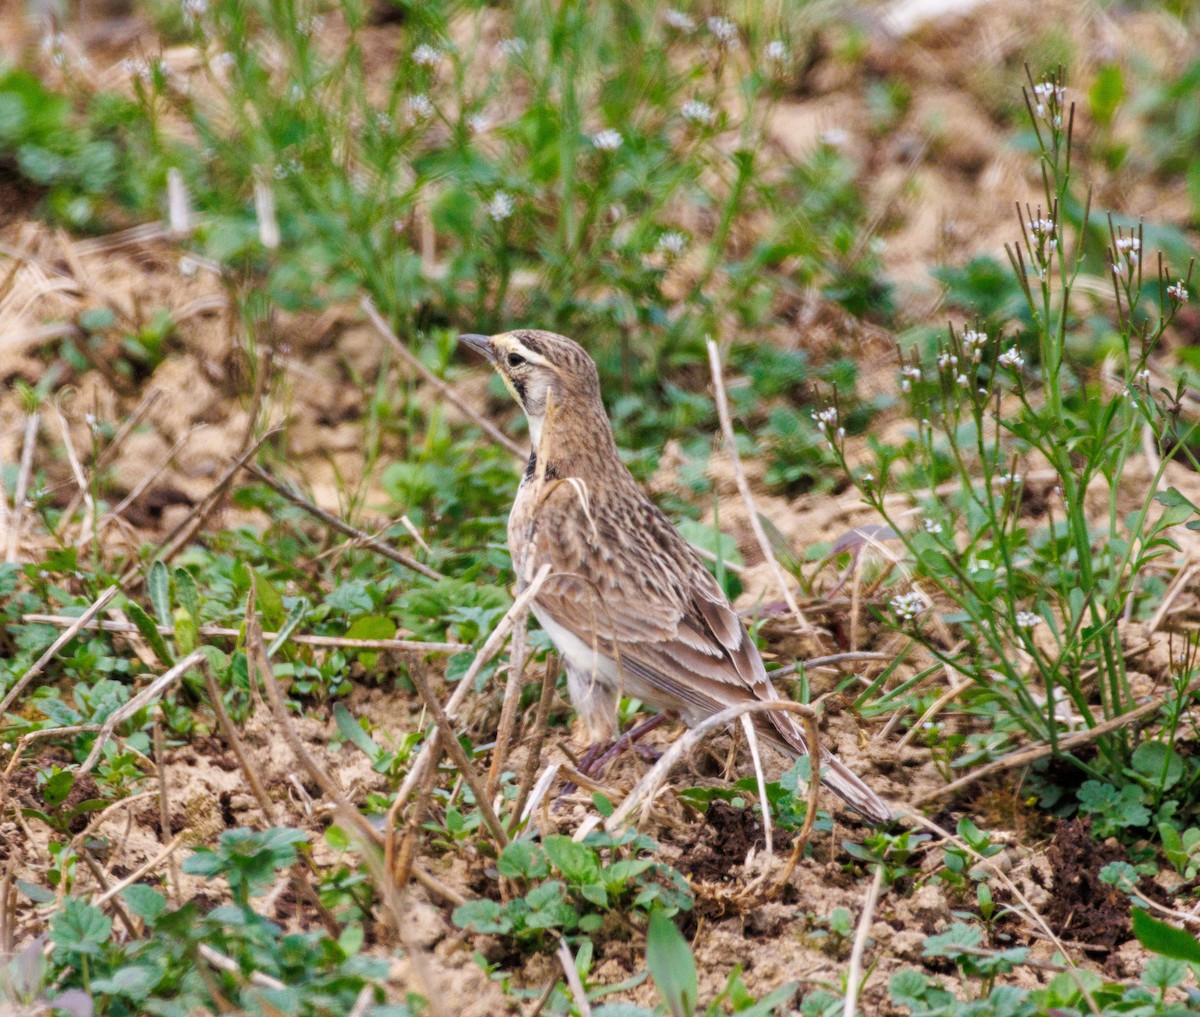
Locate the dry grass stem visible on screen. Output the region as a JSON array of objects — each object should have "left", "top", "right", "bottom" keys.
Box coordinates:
[
  {"left": 243, "top": 462, "right": 445, "bottom": 581},
  {"left": 508, "top": 654, "right": 561, "bottom": 834},
  {"left": 556, "top": 939, "right": 592, "bottom": 1017},
  {"left": 91, "top": 833, "right": 185, "bottom": 909},
  {"left": 362, "top": 296, "right": 526, "bottom": 460},
  {"left": 706, "top": 338, "right": 811, "bottom": 634},
  {"left": 200, "top": 659, "right": 278, "bottom": 821},
  {"left": 5, "top": 411, "right": 39, "bottom": 563},
  {"left": 153, "top": 722, "right": 182, "bottom": 906},
  {"left": 0, "top": 585, "right": 120, "bottom": 716},
  {"left": 740, "top": 714, "right": 773, "bottom": 856},
  {"left": 79, "top": 650, "right": 207, "bottom": 774},
  {"left": 21, "top": 613, "right": 465, "bottom": 654},
  {"left": 842, "top": 863, "right": 884, "bottom": 1017}
]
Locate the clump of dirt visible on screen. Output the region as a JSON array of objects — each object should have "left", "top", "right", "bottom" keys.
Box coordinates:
[
  {"left": 680, "top": 801, "right": 770, "bottom": 884},
  {"left": 1037, "top": 817, "right": 1166, "bottom": 954}
]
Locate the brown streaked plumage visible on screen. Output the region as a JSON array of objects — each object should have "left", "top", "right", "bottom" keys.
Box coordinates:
[{"left": 460, "top": 329, "right": 892, "bottom": 824}]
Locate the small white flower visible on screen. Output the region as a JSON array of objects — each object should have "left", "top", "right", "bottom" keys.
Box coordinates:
[
  {"left": 404, "top": 94, "right": 435, "bottom": 122},
  {"left": 955, "top": 373, "right": 969, "bottom": 387},
  {"left": 706, "top": 16, "right": 738, "bottom": 45},
  {"left": 182, "top": 0, "right": 208, "bottom": 27},
  {"left": 996, "top": 471, "right": 1022, "bottom": 487},
  {"left": 374, "top": 111, "right": 392, "bottom": 129},
  {"left": 937, "top": 351, "right": 958, "bottom": 370},
  {"left": 657, "top": 230, "right": 687, "bottom": 256},
  {"left": 1136, "top": 369, "right": 1150, "bottom": 385},
  {"left": 121, "top": 57, "right": 152, "bottom": 83},
  {"left": 412, "top": 44, "right": 443, "bottom": 67},
  {"left": 820, "top": 127, "right": 850, "bottom": 148},
  {"left": 997, "top": 347, "right": 1024, "bottom": 369},
  {"left": 486, "top": 191, "right": 515, "bottom": 222},
  {"left": 664, "top": 9, "right": 696, "bottom": 31},
  {"left": 85, "top": 413, "right": 98, "bottom": 429},
  {"left": 1115, "top": 236, "right": 1140, "bottom": 254},
  {"left": 590, "top": 128, "right": 623, "bottom": 151},
  {"left": 891, "top": 592, "right": 926, "bottom": 622},
  {"left": 41, "top": 31, "right": 67, "bottom": 53},
  {"left": 1015, "top": 611, "right": 1042, "bottom": 629},
  {"left": 811, "top": 407, "right": 839, "bottom": 433},
  {"left": 923, "top": 518, "right": 942, "bottom": 535},
  {"left": 764, "top": 40, "right": 788, "bottom": 64},
  {"left": 680, "top": 99, "right": 715, "bottom": 125},
  {"left": 497, "top": 38, "right": 526, "bottom": 57},
  {"left": 214, "top": 52, "right": 235, "bottom": 70},
  {"left": 1027, "top": 218, "right": 1054, "bottom": 237},
  {"left": 466, "top": 113, "right": 490, "bottom": 134},
  {"left": 1167, "top": 281, "right": 1189, "bottom": 303},
  {"left": 297, "top": 14, "right": 325, "bottom": 36}
]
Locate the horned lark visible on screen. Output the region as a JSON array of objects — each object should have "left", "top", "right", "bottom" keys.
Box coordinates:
[{"left": 460, "top": 329, "right": 892, "bottom": 824}]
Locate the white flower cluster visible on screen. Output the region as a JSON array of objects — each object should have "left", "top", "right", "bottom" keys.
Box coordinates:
[
  {"left": 1027, "top": 217, "right": 1055, "bottom": 238},
  {"left": 811, "top": 406, "right": 844, "bottom": 448},
  {"left": 412, "top": 44, "right": 443, "bottom": 67},
  {"left": 680, "top": 99, "right": 715, "bottom": 125},
  {"left": 996, "top": 471, "right": 1022, "bottom": 487},
  {"left": 707, "top": 16, "right": 739, "bottom": 46},
  {"left": 657, "top": 231, "right": 687, "bottom": 255},
  {"left": 764, "top": 40, "right": 788, "bottom": 64},
  {"left": 997, "top": 347, "right": 1025, "bottom": 369},
  {"left": 1113, "top": 235, "right": 1140, "bottom": 278},
  {"left": 937, "top": 351, "right": 957, "bottom": 370},
  {"left": 467, "top": 113, "right": 490, "bottom": 134},
  {"left": 890, "top": 592, "right": 925, "bottom": 622},
  {"left": 1167, "top": 280, "right": 1189, "bottom": 303},
  {"left": 961, "top": 328, "right": 988, "bottom": 364},
  {"left": 296, "top": 15, "right": 325, "bottom": 37},
  {"left": 182, "top": 0, "right": 208, "bottom": 27},
  {"left": 497, "top": 38, "right": 526, "bottom": 57},
  {"left": 1015, "top": 611, "right": 1042, "bottom": 629},
  {"left": 664, "top": 9, "right": 696, "bottom": 32},
  {"left": 923, "top": 518, "right": 942, "bottom": 535},
  {"left": 899, "top": 365, "right": 922, "bottom": 392},
  {"left": 121, "top": 57, "right": 153, "bottom": 83},
  {"left": 487, "top": 191, "right": 515, "bottom": 222},
  {"left": 591, "top": 129, "right": 623, "bottom": 151},
  {"left": 404, "top": 94, "right": 434, "bottom": 122},
  {"left": 1032, "top": 79, "right": 1064, "bottom": 126}
]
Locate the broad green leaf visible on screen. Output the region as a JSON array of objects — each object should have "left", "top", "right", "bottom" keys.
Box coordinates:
[
  {"left": 1132, "top": 907, "right": 1200, "bottom": 964},
  {"left": 174, "top": 567, "right": 200, "bottom": 625},
  {"left": 543, "top": 835, "right": 600, "bottom": 885},
  {"left": 333, "top": 704, "right": 382, "bottom": 762},
  {"left": 646, "top": 908, "right": 697, "bottom": 1017},
  {"left": 1089, "top": 64, "right": 1124, "bottom": 127},
  {"left": 125, "top": 601, "right": 174, "bottom": 666},
  {"left": 147, "top": 560, "right": 171, "bottom": 626}
]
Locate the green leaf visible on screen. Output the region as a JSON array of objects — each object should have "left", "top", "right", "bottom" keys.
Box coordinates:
[
  {"left": 50, "top": 899, "right": 112, "bottom": 959},
  {"left": 334, "top": 704, "right": 382, "bottom": 762},
  {"left": 125, "top": 601, "right": 174, "bottom": 666},
  {"left": 543, "top": 835, "right": 600, "bottom": 886},
  {"left": 1153, "top": 488, "right": 1199, "bottom": 530},
  {"left": 1089, "top": 63, "right": 1124, "bottom": 128},
  {"left": 148, "top": 560, "right": 171, "bottom": 626},
  {"left": 121, "top": 884, "right": 167, "bottom": 924},
  {"left": 255, "top": 571, "right": 287, "bottom": 631},
  {"left": 1131, "top": 907, "right": 1200, "bottom": 964},
  {"left": 453, "top": 898, "right": 512, "bottom": 935},
  {"left": 1131, "top": 741, "right": 1183, "bottom": 790},
  {"left": 43, "top": 770, "right": 75, "bottom": 808},
  {"left": 498, "top": 840, "right": 548, "bottom": 880},
  {"left": 174, "top": 568, "right": 200, "bottom": 625},
  {"left": 646, "top": 908, "right": 697, "bottom": 1017}
]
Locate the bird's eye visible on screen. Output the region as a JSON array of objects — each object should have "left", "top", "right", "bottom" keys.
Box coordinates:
[{"left": 506, "top": 352, "right": 526, "bottom": 368}]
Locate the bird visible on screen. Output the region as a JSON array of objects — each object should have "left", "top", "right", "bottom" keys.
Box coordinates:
[{"left": 459, "top": 329, "right": 892, "bottom": 824}]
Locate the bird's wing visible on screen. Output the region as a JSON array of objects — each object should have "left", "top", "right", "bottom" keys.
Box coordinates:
[
  {"left": 523, "top": 478, "right": 894, "bottom": 824},
  {"left": 522, "top": 478, "right": 770, "bottom": 716}
]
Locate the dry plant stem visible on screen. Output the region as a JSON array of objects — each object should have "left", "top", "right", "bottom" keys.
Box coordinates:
[
  {"left": 741, "top": 714, "right": 773, "bottom": 855},
  {"left": 1148, "top": 556, "right": 1197, "bottom": 633},
  {"left": 392, "top": 741, "right": 442, "bottom": 890},
  {"left": 905, "top": 812, "right": 1100, "bottom": 1017},
  {"left": 407, "top": 664, "right": 510, "bottom": 847},
  {"left": 153, "top": 722, "right": 182, "bottom": 906},
  {"left": 198, "top": 944, "right": 287, "bottom": 991},
  {"left": 21, "top": 613, "right": 464, "bottom": 654},
  {"left": 94, "top": 427, "right": 199, "bottom": 539},
  {"left": 895, "top": 672, "right": 970, "bottom": 751},
  {"left": 201, "top": 659, "right": 277, "bottom": 820},
  {"left": 361, "top": 296, "right": 526, "bottom": 460},
  {"left": 706, "top": 339, "right": 811, "bottom": 634},
  {"left": 243, "top": 462, "right": 444, "bottom": 581},
  {"left": 0, "top": 857, "right": 14, "bottom": 953},
  {"left": 79, "top": 847, "right": 139, "bottom": 938},
  {"left": 53, "top": 408, "right": 96, "bottom": 545},
  {"left": 556, "top": 940, "right": 592, "bottom": 1017},
  {"left": 508, "top": 655, "right": 561, "bottom": 835},
  {"left": 605, "top": 698, "right": 823, "bottom": 833},
  {"left": 0, "top": 585, "right": 120, "bottom": 716},
  {"left": 5, "top": 411, "right": 39, "bottom": 563},
  {"left": 348, "top": 985, "right": 374, "bottom": 1017},
  {"left": 393, "top": 564, "right": 553, "bottom": 811},
  {"left": 842, "top": 864, "right": 884, "bottom": 1017},
  {"left": 524, "top": 977, "right": 559, "bottom": 1017},
  {"left": 487, "top": 625, "right": 528, "bottom": 798},
  {"left": 91, "top": 833, "right": 185, "bottom": 909},
  {"left": 409, "top": 862, "right": 466, "bottom": 907},
  {"left": 915, "top": 673, "right": 1200, "bottom": 804},
  {"left": 78, "top": 651, "right": 207, "bottom": 774},
  {"left": 248, "top": 607, "right": 383, "bottom": 848}
]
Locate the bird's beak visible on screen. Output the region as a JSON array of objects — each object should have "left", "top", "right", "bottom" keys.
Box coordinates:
[{"left": 458, "top": 333, "right": 497, "bottom": 363}]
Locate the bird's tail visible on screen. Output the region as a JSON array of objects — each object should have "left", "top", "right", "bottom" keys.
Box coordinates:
[{"left": 760, "top": 711, "right": 893, "bottom": 825}]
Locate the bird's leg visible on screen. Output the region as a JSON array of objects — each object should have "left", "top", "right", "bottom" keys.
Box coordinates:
[{"left": 583, "top": 713, "right": 669, "bottom": 776}]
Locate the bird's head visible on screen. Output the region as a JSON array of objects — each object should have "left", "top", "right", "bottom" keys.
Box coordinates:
[{"left": 459, "top": 329, "right": 601, "bottom": 448}]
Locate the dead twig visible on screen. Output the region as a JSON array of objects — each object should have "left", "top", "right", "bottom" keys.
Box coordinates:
[
  {"left": 556, "top": 940, "right": 592, "bottom": 1017},
  {"left": 508, "top": 654, "right": 561, "bottom": 835},
  {"left": 243, "top": 462, "right": 444, "bottom": 581},
  {"left": 153, "top": 722, "right": 182, "bottom": 906},
  {"left": 843, "top": 864, "right": 885, "bottom": 1017},
  {"left": 706, "top": 339, "right": 811, "bottom": 635},
  {"left": 21, "top": 613, "right": 464, "bottom": 655},
  {"left": 79, "top": 651, "right": 207, "bottom": 774},
  {"left": 0, "top": 585, "right": 120, "bottom": 717},
  {"left": 4, "top": 411, "right": 39, "bottom": 563},
  {"left": 362, "top": 296, "right": 526, "bottom": 460}
]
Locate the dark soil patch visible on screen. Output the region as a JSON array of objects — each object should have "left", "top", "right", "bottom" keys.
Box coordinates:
[{"left": 680, "top": 802, "right": 769, "bottom": 884}]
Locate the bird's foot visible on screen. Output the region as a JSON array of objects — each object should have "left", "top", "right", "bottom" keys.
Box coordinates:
[{"left": 557, "top": 714, "right": 670, "bottom": 803}]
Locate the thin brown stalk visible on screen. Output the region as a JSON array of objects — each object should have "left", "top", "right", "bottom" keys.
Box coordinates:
[
  {"left": 201, "top": 658, "right": 277, "bottom": 819},
  {"left": 153, "top": 723, "right": 182, "bottom": 906},
  {"left": 91, "top": 833, "right": 185, "bottom": 909},
  {"left": 243, "top": 462, "right": 444, "bottom": 581},
  {"left": 4, "top": 411, "right": 39, "bottom": 563},
  {"left": 79, "top": 651, "right": 208, "bottom": 774},
  {"left": 0, "top": 585, "right": 120, "bottom": 716},
  {"left": 556, "top": 940, "right": 592, "bottom": 1017},
  {"left": 915, "top": 674, "right": 1200, "bottom": 805},
  {"left": 21, "top": 613, "right": 464, "bottom": 654},
  {"left": 248, "top": 600, "right": 383, "bottom": 848},
  {"left": 706, "top": 339, "right": 811, "bottom": 634},
  {"left": 361, "top": 296, "right": 526, "bottom": 460},
  {"left": 508, "top": 654, "right": 560, "bottom": 835},
  {"left": 486, "top": 613, "right": 530, "bottom": 798},
  {"left": 843, "top": 864, "right": 884, "bottom": 1017},
  {"left": 408, "top": 664, "right": 509, "bottom": 847},
  {"left": 93, "top": 427, "right": 200, "bottom": 539}
]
